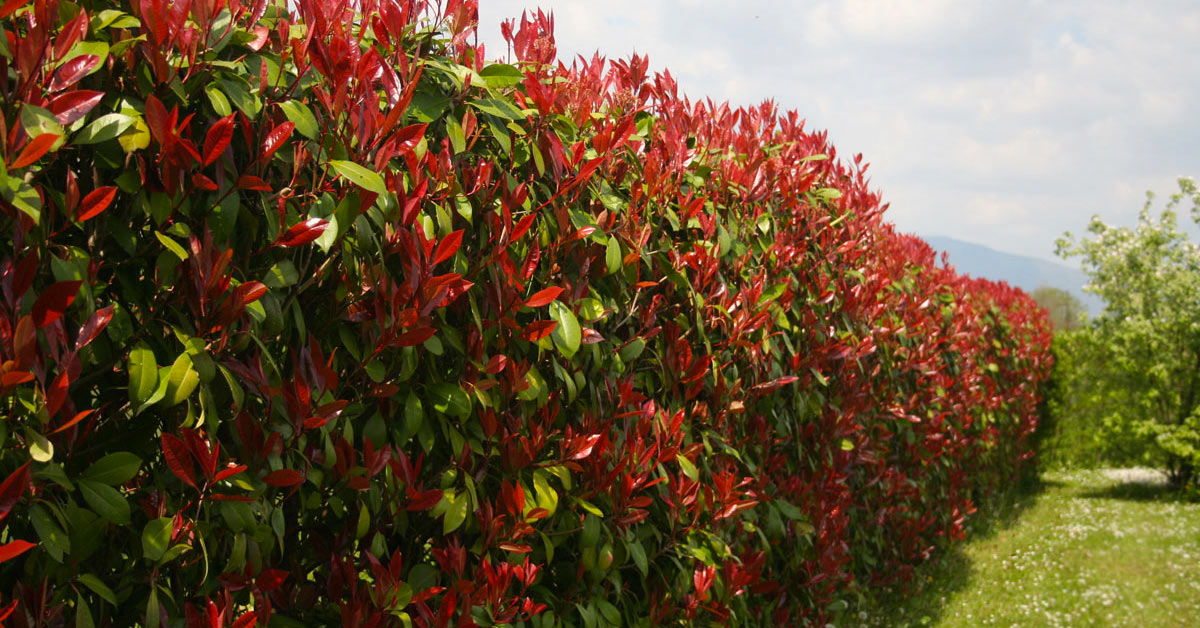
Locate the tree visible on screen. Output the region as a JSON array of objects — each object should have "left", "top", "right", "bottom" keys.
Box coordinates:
[
  {"left": 1031, "top": 285, "right": 1085, "bottom": 331},
  {"left": 1056, "top": 177, "right": 1200, "bottom": 486}
]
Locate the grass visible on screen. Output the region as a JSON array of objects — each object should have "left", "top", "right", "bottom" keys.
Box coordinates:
[{"left": 857, "top": 469, "right": 1200, "bottom": 627}]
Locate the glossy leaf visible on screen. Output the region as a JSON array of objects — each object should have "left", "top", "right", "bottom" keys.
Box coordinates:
[
  {"left": 10, "top": 133, "right": 60, "bottom": 169},
  {"left": 79, "top": 479, "right": 130, "bottom": 525},
  {"left": 77, "top": 186, "right": 117, "bottom": 221},
  {"left": 32, "top": 280, "right": 82, "bottom": 328},
  {"left": 328, "top": 160, "right": 387, "bottom": 196},
  {"left": 80, "top": 452, "right": 142, "bottom": 485}
]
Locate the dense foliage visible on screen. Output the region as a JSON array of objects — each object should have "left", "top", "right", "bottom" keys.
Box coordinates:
[
  {"left": 1054, "top": 178, "right": 1200, "bottom": 486},
  {"left": 0, "top": 0, "right": 1052, "bottom": 625}
]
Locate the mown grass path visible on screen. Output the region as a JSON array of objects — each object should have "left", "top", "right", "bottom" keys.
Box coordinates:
[{"left": 865, "top": 469, "right": 1200, "bottom": 627}]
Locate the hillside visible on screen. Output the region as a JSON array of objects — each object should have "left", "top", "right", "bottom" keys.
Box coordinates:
[{"left": 923, "top": 235, "right": 1103, "bottom": 313}]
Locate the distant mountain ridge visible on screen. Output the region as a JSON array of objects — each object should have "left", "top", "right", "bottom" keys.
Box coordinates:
[{"left": 921, "top": 235, "right": 1103, "bottom": 313}]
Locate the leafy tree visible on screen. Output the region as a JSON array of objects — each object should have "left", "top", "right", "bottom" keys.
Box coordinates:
[
  {"left": 1031, "top": 285, "right": 1085, "bottom": 331},
  {"left": 1056, "top": 178, "right": 1200, "bottom": 486}
]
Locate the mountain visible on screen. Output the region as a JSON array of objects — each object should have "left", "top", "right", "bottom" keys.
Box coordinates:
[{"left": 921, "top": 235, "right": 1103, "bottom": 313}]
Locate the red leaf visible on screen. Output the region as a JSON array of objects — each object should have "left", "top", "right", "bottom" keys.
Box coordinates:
[
  {"left": 260, "top": 121, "right": 294, "bottom": 162},
  {"left": 263, "top": 469, "right": 304, "bottom": 487},
  {"left": 247, "top": 26, "right": 269, "bottom": 51},
  {"left": 45, "top": 371, "right": 70, "bottom": 418},
  {"left": 432, "top": 230, "right": 464, "bottom": 266},
  {"left": 511, "top": 213, "right": 537, "bottom": 242},
  {"left": 162, "top": 433, "right": 198, "bottom": 489},
  {"left": 49, "top": 54, "right": 99, "bottom": 92},
  {"left": 236, "top": 174, "right": 271, "bottom": 191},
  {"left": 0, "top": 599, "right": 15, "bottom": 622},
  {"left": 0, "top": 371, "right": 33, "bottom": 388},
  {"left": 520, "top": 320, "right": 557, "bottom": 342},
  {"left": 485, "top": 354, "right": 508, "bottom": 374},
  {"left": 256, "top": 569, "right": 288, "bottom": 592},
  {"left": 51, "top": 409, "right": 94, "bottom": 434},
  {"left": 49, "top": 90, "right": 103, "bottom": 126},
  {"left": 208, "top": 494, "right": 255, "bottom": 502},
  {"left": 202, "top": 115, "right": 235, "bottom": 166},
  {"left": 75, "top": 306, "right": 114, "bottom": 351},
  {"left": 192, "top": 173, "right": 219, "bottom": 190},
  {"left": 275, "top": 218, "right": 329, "bottom": 247},
  {"left": 391, "top": 326, "right": 437, "bottom": 347},
  {"left": 0, "top": 0, "right": 29, "bottom": 19},
  {"left": 405, "top": 489, "right": 443, "bottom": 511},
  {"left": 498, "top": 543, "right": 532, "bottom": 554},
  {"left": 9, "top": 133, "right": 59, "bottom": 169},
  {"left": 524, "top": 286, "right": 562, "bottom": 308},
  {"left": 231, "top": 613, "right": 257, "bottom": 628},
  {"left": 0, "top": 462, "right": 31, "bottom": 525},
  {"left": 214, "top": 464, "right": 247, "bottom": 483},
  {"left": 31, "top": 280, "right": 82, "bottom": 328},
  {"left": 144, "top": 95, "right": 170, "bottom": 146},
  {"left": 76, "top": 186, "right": 117, "bottom": 222},
  {"left": 233, "top": 281, "right": 267, "bottom": 306},
  {"left": 393, "top": 123, "right": 427, "bottom": 154},
  {"left": 567, "top": 434, "right": 602, "bottom": 460},
  {"left": 0, "top": 540, "right": 35, "bottom": 563}
]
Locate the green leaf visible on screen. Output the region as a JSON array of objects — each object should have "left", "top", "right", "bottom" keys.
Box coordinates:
[
  {"left": 77, "top": 574, "right": 117, "bottom": 606},
  {"left": 79, "top": 480, "right": 130, "bottom": 525},
  {"left": 578, "top": 298, "right": 606, "bottom": 322},
  {"left": 549, "top": 301, "right": 581, "bottom": 358},
  {"left": 627, "top": 538, "right": 648, "bottom": 576},
  {"left": 263, "top": 260, "right": 299, "bottom": 289},
  {"left": 443, "top": 492, "right": 468, "bottom": 534},
  {"left": 328, "top": 160, "right": 387, "bottom": 196},
  {"left": 478, "top": 63, "right": 525, "bottom": 88},
  {"left": 2, "top": 177, "right": 42, "bottom": 223},
  {"left": 618, "top": 338, "right": 646, "bottom": 363},
  {"left": 142, "top": 517, "right": 173, "bottom": 562},
  {"left": 163, "top": 353, "right": 200, "bottom": 407},
  {"left": 532, "top": 470, "right": 559, "bottom": 517},
  {"left": 469, "top": 97, "right": 526, "bottom": 121},
  {"left": 30, "top": 504, "right": 70, "bottom": 562},
  {"left": 219, "top": 77, "right": 260, "bottom": 118},
  {"left": 155, "top": 232, "right": 188, "bottom": 261},
  {"left": 74, "top": 113, "right": 135, "bottom": 145},
  {"left": 81, "top": 452, "right": 142, "bottom": 486},
  {"left": 76, "top": 593, "right": 95, "bottom": 628},
  {"left": 205, "top": 83, "right": 231, "bottom": 116},
  {"left": 606, "top": 238, "right": 622, "bottom": 275},
  {"left": 128, "top": 343, "right": 158, "bottom": 405},
  {"left": 278, "top": 100, "right": 319, "bottom": 140},
  {"left": 429, "top": 383, "right": 471, "bottom": 418},
  {"left": 676, "top": 454, "right": 699, "bottom": 481},
  {"left": 27, "top": 428, "right": 53, "bottom": 463},
  {"left": 146, "top": 586, "right": 160, "bottom": 628}
]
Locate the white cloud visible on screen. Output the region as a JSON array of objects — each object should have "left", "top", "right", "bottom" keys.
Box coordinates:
[{"left": 476, "top": 1, "right": 1200, "bottom": 263}]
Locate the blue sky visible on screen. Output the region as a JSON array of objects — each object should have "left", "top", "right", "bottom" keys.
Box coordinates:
[{"left": 475, "top": 0, "right": 1200, "bottom": 263}]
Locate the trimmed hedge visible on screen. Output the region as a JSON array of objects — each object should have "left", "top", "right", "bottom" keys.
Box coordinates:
[{"left": 0, "top": 1, "right": 1051, "bottom": 626}]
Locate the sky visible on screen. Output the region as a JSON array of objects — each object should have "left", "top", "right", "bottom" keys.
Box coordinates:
[{"left": 474, "top": 0, "right": 1200, "bottom": 264}]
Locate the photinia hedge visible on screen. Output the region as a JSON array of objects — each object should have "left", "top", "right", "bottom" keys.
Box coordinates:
[{"left": 0, "top": 0, "right": 1051, "bottom": 626}]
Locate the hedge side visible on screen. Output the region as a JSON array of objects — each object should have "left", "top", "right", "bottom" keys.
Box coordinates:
[{"left": 0, "top": 1, "right": 1052, "bottom": 626}]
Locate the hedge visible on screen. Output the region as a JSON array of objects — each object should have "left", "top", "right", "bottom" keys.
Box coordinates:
[{"left": 0, "top": 1, "right": 1051, "bottom": 626}]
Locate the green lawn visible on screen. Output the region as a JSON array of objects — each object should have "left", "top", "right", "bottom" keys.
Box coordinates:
[{"left": 861, "top": 469, "right": 1200, "bottom": 627}]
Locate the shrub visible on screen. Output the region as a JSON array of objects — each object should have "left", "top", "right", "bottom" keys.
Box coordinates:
[{"left": 0, "top": 1, "right": 1051, "bottom": 626}]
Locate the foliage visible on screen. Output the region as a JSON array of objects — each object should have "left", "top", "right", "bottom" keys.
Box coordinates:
[
  {"left": 0, "top": 0, "right": 1052, "bottom": 626},
  {"left": 1056, "top": 178, "right": 1200, "bottom": 486},
  {"left": 1030, "top": 286, "right": 1084, "bottom": 332}
]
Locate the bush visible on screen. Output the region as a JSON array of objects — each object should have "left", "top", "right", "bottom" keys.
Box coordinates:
[{"left": 0, "top": 1, "right": 1051, "bottom": 625}]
